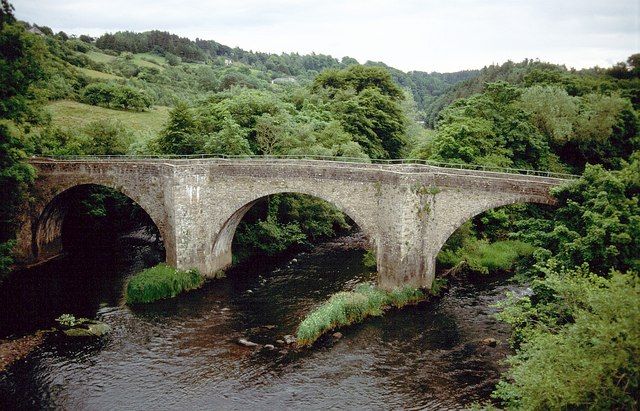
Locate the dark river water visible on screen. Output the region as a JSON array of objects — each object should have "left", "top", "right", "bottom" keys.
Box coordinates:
[{"left": 0, "top": 233, "right": 521, "bottom": 410}]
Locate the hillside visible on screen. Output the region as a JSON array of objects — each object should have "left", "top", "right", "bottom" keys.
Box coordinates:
[{"left": 29, "top": 24, "right": 480, "bottom": 115}]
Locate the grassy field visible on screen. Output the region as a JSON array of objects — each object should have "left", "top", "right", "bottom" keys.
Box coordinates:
[
  {"left": 85, "top": 50, "right": 165, "bottom": 71},
  {"left": 86, "top": 50, "right": 116, "bottom": 64},
  {"left": 76, "top": 67, "right": 122, "bottom": 80},
  {"left": 133, "top": 52, "right": 166, "bottom": 69},
  {"left": 46, "top": 100, "right": 169, "bottom": 135}
]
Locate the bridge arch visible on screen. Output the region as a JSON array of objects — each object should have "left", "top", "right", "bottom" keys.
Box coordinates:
[
  {"left": 32, "top": 183, "right": 167, "bottom": 263},
  {"left": 428, "top": 192, "right": 556, "bottom": 278},
  {"left": 207, "top": 189, "right": 377, "bottom": 274}
]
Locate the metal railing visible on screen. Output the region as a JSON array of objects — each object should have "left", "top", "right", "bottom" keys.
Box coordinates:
[{"left": 32, "top": 154, "right": 579, "bottom": 179}]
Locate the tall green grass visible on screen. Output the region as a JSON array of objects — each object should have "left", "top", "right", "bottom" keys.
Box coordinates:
[
  {"left": 125, "top": 264, "right": 204, "bottom": 304},
  {"left": 296, "top": 283, "right": 426, "bottom": 347},
  {"left": 438, "top": 239, "right": 535, "bottom": 275}
]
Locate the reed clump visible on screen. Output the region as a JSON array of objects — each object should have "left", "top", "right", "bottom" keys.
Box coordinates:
[
  {"left": 125, "top": 263, "right": 204, "bottom": 304},
  {"left": 296, "top": 283, "right": 426, "bottom": 346}
]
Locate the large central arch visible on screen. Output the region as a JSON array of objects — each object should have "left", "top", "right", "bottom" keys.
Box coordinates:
[{"left": 207, "top": 188, "right": 378, "bottom": 275}]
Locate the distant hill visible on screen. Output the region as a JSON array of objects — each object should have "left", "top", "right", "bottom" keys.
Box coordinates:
[{"left": 87, "top": 29, "right": 481, "bottom": 113}]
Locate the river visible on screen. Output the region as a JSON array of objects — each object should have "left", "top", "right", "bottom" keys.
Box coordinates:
[{"left": 0, "top": 233, "right": 521, "bottom": 409}]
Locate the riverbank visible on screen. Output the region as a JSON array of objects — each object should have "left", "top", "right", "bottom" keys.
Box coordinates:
[{"left": 0, "top": 331, "right": 48, "bottom": 372}]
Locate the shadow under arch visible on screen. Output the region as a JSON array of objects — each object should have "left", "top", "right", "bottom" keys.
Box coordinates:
[
  {"left": 210, "top": 191, "right": 376, "bottom": 272},
  {"left": 33, "top": 183, "right": 167, "bottom": 263}
]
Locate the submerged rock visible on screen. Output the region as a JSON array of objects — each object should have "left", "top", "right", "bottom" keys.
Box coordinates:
[
  {"left": 332, "top": 332, "right": 343, "bottom": 340},
  {"left": 263, "top": 344, "right": 275, "bottom": 350},
  {"left": 62, "top": 321, "right": 111, "bottom": 337},
  {"left": 283, "top": 335, "right": 297, "bottom": 345},
  {"left": 275, "top": 339, "right": 285, "bottom": 345},
  {"left": 480, "top": 337, "right": 498, "bottom": 347},
  {"left": 237, "top": 338, "right": 259, "bottom": 348}
]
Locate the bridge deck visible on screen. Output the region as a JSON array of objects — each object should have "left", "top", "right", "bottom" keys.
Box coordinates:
[{"left": 30, "top": 156, "right": 576, "bottom": 185}]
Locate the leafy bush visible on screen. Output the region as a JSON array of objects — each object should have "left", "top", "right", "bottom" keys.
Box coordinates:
[
  {"left": 235, "top": 219, "right": 306, "bottom": 257},
  {"left": 362, "top": 249, "right": 376, "bottom": 268},
  {"left": 125, "top": 263, "right": 204, "bottom": 304},
  {"left": 81, "top": 119, "right": 132, "bottom": 155},
  {"left": 438, "top": 238, "right": 535, "bottom": 275},
  {"left": 296, "top": 283, "right": 426, "bottom": 346},
  {"left": 203, "top": 118, "right": 252, "bottom": 155},
  {"left": 81, "top": 82, "right": 151, "bottom": 111},
  {"left": 233, "top": 193, "right": 351, "bottom": 261},
  {"left": 493, "top": 265, "right": 639, "bottom": 409}
]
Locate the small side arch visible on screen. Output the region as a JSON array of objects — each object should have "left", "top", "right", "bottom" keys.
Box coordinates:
[
  {"left": 430, "top": 192, "right": 556, "bottom": 267},
  {"left": 32, "top": 183, "right": 168, "bottom": 263}
]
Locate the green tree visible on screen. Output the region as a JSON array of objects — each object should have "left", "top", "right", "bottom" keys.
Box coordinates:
[
  {"left": 522, "top": 154, "right": 640, "bottom": 275},
  {"left": 0, "top": 123, "right": 34, "bottom": 278},
  {"left": 493, "top": 156, "right": 640, "bottom": 408},
  {"left": 312, "top": 65, "right": 407, "bottom": 158},
  {"left": 566, "top": 93, "right": 638, "bottom": 170},
  {"left": 204, "top": 118, "right": 252, "bottom": 155},
  {"left": 428, "top": 82, "right": 556, "bottom": 169},
  {"left": 81, "top": 119, "right": 132, "bottom": 155},
  {"left": 254, "top": 112, "right": 291, "bottom": 155},
  {"left": 0, "top": 7, "right": 47, "bottom": 122},
  {"left": 313, "top": 65, "right": 404, "bottom": 100},
  {"left": 112, "top": 85, "right": 151, "bottom": 111},
  {"left": 0, "top": 3, "right": 45, "bottom": 280},
  {"left": 157, "top": 102, "right": 203, "bottom": 155},
  {"left": 519, "top": 85, "right": 578, "bottom": 143}
]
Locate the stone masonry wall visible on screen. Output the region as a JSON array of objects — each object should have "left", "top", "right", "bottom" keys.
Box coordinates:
[{"left": 17, "top": 159, "right": 565, "bottom": 289}]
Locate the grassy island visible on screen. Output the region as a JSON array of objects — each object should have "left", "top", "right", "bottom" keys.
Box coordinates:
[
  {"left": 296, "top": 283, "right": 427, "bottom": 347},
  {"left": 125, "top": 264, "right": 204, "bottom": 304}
]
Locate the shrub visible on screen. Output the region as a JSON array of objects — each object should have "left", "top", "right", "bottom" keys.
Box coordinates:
[
  {"left": 79, "top": 119, "right": 132, "bottom": 155},
  {"left": 493, "top": 266, "right": 639, "bottom": 409},
  {"left": 66, "top": 39, "right": 90, "bottom": 53},
  {"left": 55, "top": 313, "right": 83, "bottom": 327},
  {"left": 81, "top": 82, "right": 151, "bottom": 111},
  {"left": 125, "top": 263, "right": 204, "bottom": 304},
  {"left": 362, "top": 249, "right": 376, "bottom": 268},
  {"left": 112, "top": 85, "right": 151, "bottom": 110},
  {"left": 296, "top": 283, "right": 426, "bottom": 346},
  {"left": 81, "top": 82, "right": 114, "bottom": 106}
]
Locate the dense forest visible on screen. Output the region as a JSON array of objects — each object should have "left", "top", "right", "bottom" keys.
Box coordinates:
[{"left": 0, "top": 0, "right": 638, "bottom": 408}]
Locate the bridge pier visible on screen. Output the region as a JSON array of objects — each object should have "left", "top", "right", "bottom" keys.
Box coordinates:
[{"left": 371, "top": 176, "right": 438, "bottom": 290}]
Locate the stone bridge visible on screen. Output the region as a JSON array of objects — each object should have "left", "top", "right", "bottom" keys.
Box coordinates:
[{"left": 15, "top": 158, "right": 572, "bottom": 289}]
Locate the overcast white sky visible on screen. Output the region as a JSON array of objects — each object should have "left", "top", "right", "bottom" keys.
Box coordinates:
[{"left": 13, "top": 0, "right": 640, "bottom": 73}]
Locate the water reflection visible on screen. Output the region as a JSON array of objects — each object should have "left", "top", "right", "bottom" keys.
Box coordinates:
[{"left": 0, "top": 234, "right": 517, "bottom": 409}]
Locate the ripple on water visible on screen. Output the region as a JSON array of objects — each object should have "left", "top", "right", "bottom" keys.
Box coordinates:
[{"left": 0, "top": 235, "right": 521, "bottom": 409}]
